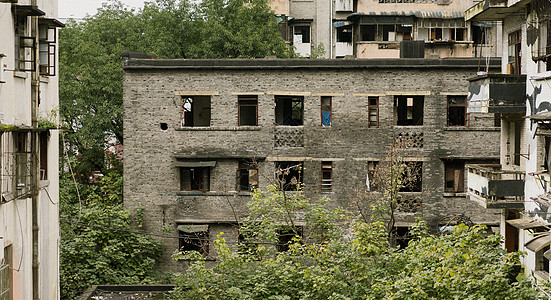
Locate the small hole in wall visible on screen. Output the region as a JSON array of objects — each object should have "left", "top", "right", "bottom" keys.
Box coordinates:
[{"left": 160, "top": 123, "right": 168, "bottom": 130}]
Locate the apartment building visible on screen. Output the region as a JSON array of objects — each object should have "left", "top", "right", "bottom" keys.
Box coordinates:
[
  {"left": 123, "top": 57, "right": 502, "bottom": 271},
  {"left": 0, "top": 0, "right": 61, "bottom": 299},
  {"left": 270, "top": 0, "right": 501, "bottom": 59},
  {"left": 465, "top": 0, "right": 551, "bottom": 284}
]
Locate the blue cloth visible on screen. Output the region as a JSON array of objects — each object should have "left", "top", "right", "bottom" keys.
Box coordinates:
[{"left": 322, "top": 111, "right": 331, "bottom": 126}]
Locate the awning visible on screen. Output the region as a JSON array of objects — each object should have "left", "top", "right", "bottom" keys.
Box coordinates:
[
  {"left": 13, "top": 5, "right": 45, "bottom": 17},
  {"left": 506, "top": 217, "right": 547, "bottom": 230},
  {"left": 333, "top": 21, "right": 351, "bottom": 28},
  {"left": 526, "top": 233, "right": 551, "bottom": 252},
  {"left": 39, "top": 18, "right": 65, "bottom": 27},
  {"left": 414, "top": 11, "right": 464, "bottom": 19},
  {"left": 177, "top": 224, "right": 209, "bottom": 233},
  {"left": 529, "top": 111, "right": 551, "bottom": 121},
  {"left": 173, "top": 161, "right": 216, "bottom": 168}
]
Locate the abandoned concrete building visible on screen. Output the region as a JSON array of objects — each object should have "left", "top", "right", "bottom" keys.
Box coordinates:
[
  {"left": 123, "top": 57, "right": 505, "bottom": 270},
  {"left": 269, "top": 0, "right": 501, "bottom": 59}
]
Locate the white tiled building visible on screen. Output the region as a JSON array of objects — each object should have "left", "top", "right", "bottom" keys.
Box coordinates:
[{"left": 0, "top": 0, "right": 61, "bottom": 298}]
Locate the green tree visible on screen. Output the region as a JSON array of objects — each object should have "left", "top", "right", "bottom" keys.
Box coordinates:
[
  {"left": 59, "top": 168, "right": 162, "bottom": 299},
  {"left": 171, "top": 187, "right": 538, "bottom": 300}
]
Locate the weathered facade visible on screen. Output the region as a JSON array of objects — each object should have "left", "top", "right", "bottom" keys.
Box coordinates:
[
  {"left": 123, "top": 57, "right": 502, "bottom": 271},
  {"left": 0, "top": 0, "right": 62, "bottom": 299},
  {"left": 269, "top": 0, "right": 501, "bottom": 59},
  {"left": 465, "top": 0, "right": 551, "bottom": 284}
]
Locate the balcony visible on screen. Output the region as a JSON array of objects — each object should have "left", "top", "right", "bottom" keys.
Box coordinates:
[
  {"left": 467, "top": 74, "right": 526, "bottom": 114},
  {"left": 467, "top": 164, "right": 525, "bottom": 209},
  {"left": 465, "top": 0, "right": 529, "bottom": 21}
]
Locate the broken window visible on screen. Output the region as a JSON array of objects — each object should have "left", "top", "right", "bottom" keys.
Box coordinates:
[
  {"left": 395, "top": 226, "right": 412, "bottom": 249},
  {"left": 336, "top": 26, "right": 352, "bottom": 43},
  {"left": 237, "top": 160, "right": 258, "bottom": 192},
  {"left": 180, "top": 167, "right": 210, "bottom": 191},
  {"left": 366, "top": 161, "right": 379, "bottom": 191},
  {"left": 275, "top": 96, "right": 303, "bottom": 126},
  {"left": 293, "top": 26, "right": 310, "bottom": 43},
  {"left": 276, "top": 15, "right": 291, "bottom": 42},
  {"left": 444, "top": 160, "right": 465, "bottom": 193},
  {"left": 472, "top": 24, "right": 487, "bottom": 45},
  {"left": 368, "top": 97, "right": 379, "bottom": 128},
  {"left": 178, "top": 224, "right": 209, "bottom": 256},
  {"left": 321, "top": 96, "right": 331, "bottom": 126},
  {"left": 395, "top": 96, "right": 423, "bottom": 126},
  {"left": 447, "top": 96, "right": 467, "bottom": 126},
  {"left": 321, "top": 161, "right": 332, "bottom": 192},
  {"left": 275, "top": 161, "right": 303, "bottom": 191},
  {"left": 277, "top": 226, "right": 303, "bottom": 252},
  {"left": 238, "top": 95, "right": 258, "bottom": 126},
  {"left": 181, "top": 96, "right": 211, "bottom": 127},
  {"left": 38, "top": 24, "right": 57, "bottom": 76},
  {"left": 399, "top": 162, "right": 422, "bottom": 192},
  {"left": 508, "top": 30, "right": 522, "bottom": 74}
]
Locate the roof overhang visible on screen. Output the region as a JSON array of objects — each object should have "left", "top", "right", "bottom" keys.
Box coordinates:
[
  {"left": 465, "top": 0, "right": 531, "bottom": 21},
  {"left": 507, "top": 217, "right": 547, "bottom": 229},
  {"left": 12, "top": 5, "right": 45, "bottom": 17},
  {"left": 526, "top": 232, "right": 551, "bottom": 252},
  {"left": 39, "top": 17, "right": 65, "bottom": 27}
]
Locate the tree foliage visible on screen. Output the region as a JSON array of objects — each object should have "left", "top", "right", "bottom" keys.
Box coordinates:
[
  {"left": 59, "top": 168, "right": 162, "bottom": 299},
  {"left": 171, "top": 186, "right": 538, "bottom": 300},
  {"left": 59, "top": 0, "right": 292, "bottom": 178}
]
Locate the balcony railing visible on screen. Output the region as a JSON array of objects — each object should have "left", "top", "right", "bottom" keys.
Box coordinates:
[
  {"left": 467, "top": 74, "right": 526, "bottom": 114},
  {"left": 467, "top": 164, "right": 525, "bottom": 209}
]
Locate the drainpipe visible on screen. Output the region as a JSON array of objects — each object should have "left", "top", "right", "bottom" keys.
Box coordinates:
[
  {"left": 329, "top": 0, "right": 333, "bottom": 58},
  {"left": 30, "top": 0, "right": 40, "bottom": 298}
]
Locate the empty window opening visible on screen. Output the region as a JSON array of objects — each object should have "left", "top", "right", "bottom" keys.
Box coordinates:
[
  {"left": 160, "top": 123, "right": 168, "bottom": 130},
  {"left": 507, "top": 121, "right": 522, "bottom": 166},
  {"left": 180, "top": 167, "right": 210, "bottom": 191},
  {"left": 368, "top": 97, "right": 379, "bottom": 128},
  {"left": 366, "top": 161, "right": 379, "bottom": 191},
  {"left": 336, "top": 26, "right": 352, "bottom": 43},
  {"left": 238, "top": 95, "right": 258, "bottom": 126},
  {"left": 472, "top": 24, "right": 487, "bottom": 45},
  {"left": 181, "top": 96, "right": 211, "bottom": 127},
  {"left": 277, "top": 227, "right": 303, "bottom": 252},
  {"left": 444, "top": 160, "right": 465, "bottom": 193},
  {"left": 447, "top": 96, "right": 467, "bottom": 126},
  {"left": 293, "top": 26, "right": 310, "bottom": 43},
  {"left": 395, "top": 226, "right": 412, "bottom": 249},
  {"left": 39, "top": 132, "right": 48, "bottom": 180},
  {"left": 544, "top": 137, "right": 551, "bottom": 172},
  {"left": 238, "top": 160, "right": 258, "bottom": 191},
  {"left": 14, "top": 132, "right": 28, "bottom": 193},
  {"left": 275, "top": 161, "right": 303, "bottom": 191},
  {"left": 395, "top": 96, "right": 423, "bottom": 126},
  {"left": 321, "top": 161, "right": 332, "bottom": 192},
  {"left": 321, "top": 96, "right": 331, "bottom": 126},
  {"left": 275, "top": 96, "right": 303, "bottom": 126},
  {"left": 536, "top": 245, "right": 550, "bottom": 275},
  {"left": 399, "top": 162, "right": 422, "bottom": 192},
  {"left": 178, "top": 224, "right": 209, "bottom": 257}
]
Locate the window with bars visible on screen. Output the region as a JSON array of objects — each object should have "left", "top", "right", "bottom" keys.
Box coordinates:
[
  {"left": 238, "top": 95, "right": 258, "bottom": 126},
  {"left": 321, "top": 96, "right": 331, "bottom": 126},
  {"left": 321, "top": 161, "right": 332, "bottom": 192},
  {"left": 368, "top": 97, "right": 379, "bottom": 128}
]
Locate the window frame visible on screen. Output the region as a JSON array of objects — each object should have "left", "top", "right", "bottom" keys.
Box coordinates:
[
  {"left": 180, "top": 167, "right": 210, "bottom": 191},
  {"left": 508, "top": 30, "right": 522, "bottom": 74},
  {"left": 366, "top": 160, "right": 379, "bottom": 191},
  {"left": 395, "top": 96, "right": 424, "bottom": 126},
  {"left": 38, "top": 24, "right": 56, "bottom": 76},
  {"left": 181, "top": 96, "right": 212, "bottom": 127},
  {"left": 447, "top": 95, "right": 467, "bottom": 127},
  {"left": 178, "top": 225, "right": 209, "bottom": 257},
  {"left": 368, "top": 97, "right": 379, "bottom": 128},
  {"left": 399, "top": 161, "right": 423, "bottom": 192},
  {"left": 321, "top": 96, "right": 332, "bottom": 126},
  {"left": 444, "top": 160, "right": 465, "bottom": 193},
  {"left": 275, "top": 161, "right": 303, "bottom": 191},
  {"left": 237, "top": 160, "right": 258, "bottom": 192},
  {"left": 238, "top": 95, "right": 258, "bottom": 126},
  {"left": 275, "top": 96, "right": 304, "bottom": 126},
  {"left": 321, "top": 161, "right": 332, "bottom": 192}
]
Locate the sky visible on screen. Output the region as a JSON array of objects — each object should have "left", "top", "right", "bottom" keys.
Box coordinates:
[{"left": 58, "top": 0, "right": 147, "bottom": 19}]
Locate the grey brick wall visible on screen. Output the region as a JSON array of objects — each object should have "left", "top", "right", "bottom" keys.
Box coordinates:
[{"left": 123, "top": 59, "right": 502, "bottom": 270}]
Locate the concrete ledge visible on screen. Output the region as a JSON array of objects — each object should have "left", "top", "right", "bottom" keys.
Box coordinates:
[
  {"left": 78, "top": 284, "right": 175, "bottom": 300},
  {"left": 124, "top": 58, "right": 502, "bottom": 70},
  {"left": 176, "top": 126, "right": 261, "bottom": 131}
]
